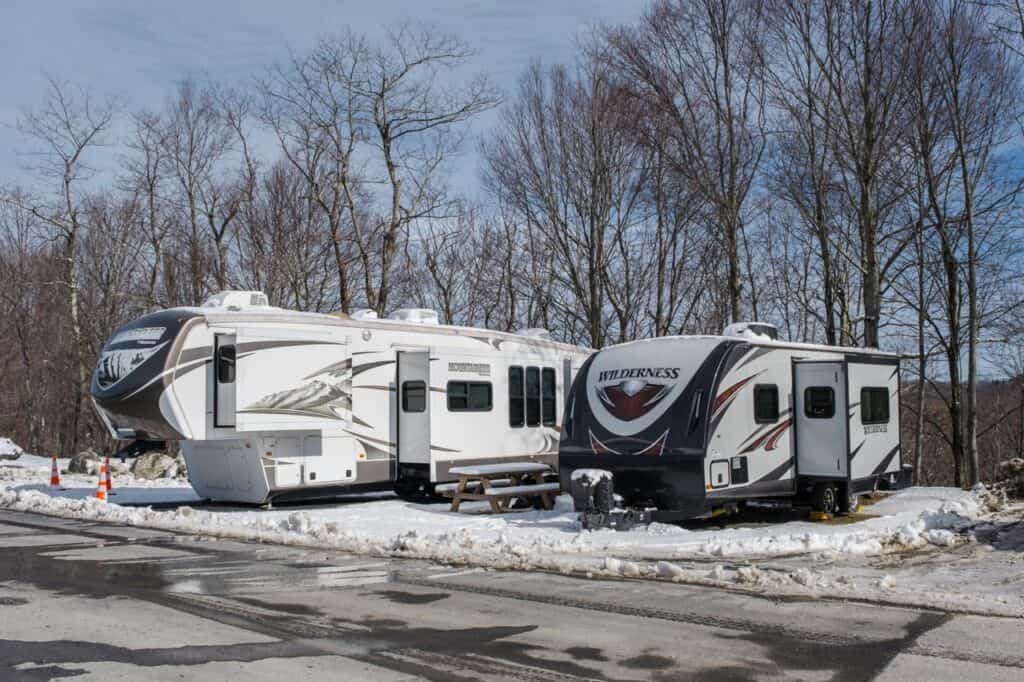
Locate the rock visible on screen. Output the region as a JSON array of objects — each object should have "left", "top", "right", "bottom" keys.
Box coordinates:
[
  {"left": 108, "top": 460, "right": 131, "bottom": 475},
  {"left": 174, "top": 450, "right": 188, "bottom": 479},
  {"left": 0, "top": 437, "right": 24, "bottom": 461},
  {"left": 67, "top": 449, "right": 102, "bottom": 474},
  {"left": 131, "top": 451, "right": 182, "bottom": 480},
  {"left": 995, "top": 458, "right": 1024, "bottom": 499}
]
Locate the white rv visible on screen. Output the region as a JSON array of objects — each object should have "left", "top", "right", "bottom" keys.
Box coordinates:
[
  {"left": 90, "top": 291, "right": 591, "bottom": 504},
  {"left": 559, "top": 323, "right": 908, "bottom": 521}
]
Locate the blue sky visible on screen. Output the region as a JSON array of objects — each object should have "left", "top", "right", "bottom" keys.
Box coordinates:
[{"left": 0, "top": 0, "right": 644, "bottom": 194}]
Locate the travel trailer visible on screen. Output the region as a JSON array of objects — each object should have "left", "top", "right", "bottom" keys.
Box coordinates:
[
  {"left": 559, "top": 323, "right": 908, "bottom": 522},
  {"left": 90, "top": 291, "right": 591, "bottom": 504}
]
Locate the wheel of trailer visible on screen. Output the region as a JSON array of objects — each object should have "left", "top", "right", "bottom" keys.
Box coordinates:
[
  {"left": 394, "top": 479, "right": 443, "bottom": 503},
  {"left": 811, "top": 482, "right": 839, "bottom": 515}
]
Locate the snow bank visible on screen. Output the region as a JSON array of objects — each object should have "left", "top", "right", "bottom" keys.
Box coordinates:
[
  {"left": 0, "top": 457, "right": 987, "bottom": 567},
  {"left": 0, "top": 437, "right": 24, "bottom": 460}
]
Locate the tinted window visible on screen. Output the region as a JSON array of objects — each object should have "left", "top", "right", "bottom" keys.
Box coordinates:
[
  {"left": 217, "top": 344, "right": 235, "bottom": 384},
  {"left": 526, "top": 367, "right": 540, "bottom": 427},
  {"left": 804, "top": 386, "right": 835, "bottom": 419},
  {"left": 448, "top": 381, "right": 492, "bottom": 412},
  {"left": 402, "top": 380, "right": 426, "bottom": 413},
  {"left": 861, "top": 387, "right": 890, "bottom": 424},
  {"left": 754, "top": 385, "right": 779, "bottom": 423},
  {"left": 541, "top": 368, "right": 556, "bottom": 426},
  {"left": 509, "top": 366, "right": 524, "bottom": 427}
]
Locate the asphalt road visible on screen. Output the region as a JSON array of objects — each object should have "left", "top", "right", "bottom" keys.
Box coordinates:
[{"left": 0, "top": 509, "right": 1021, "bottom": 681}]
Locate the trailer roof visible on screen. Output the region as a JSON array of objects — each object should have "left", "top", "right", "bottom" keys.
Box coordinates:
[
  {"left": 170, "top": 306, "right": 592, "bottom": 354},
  {"left": 594, "top": 334, "right": 902, "bottom": 358}
]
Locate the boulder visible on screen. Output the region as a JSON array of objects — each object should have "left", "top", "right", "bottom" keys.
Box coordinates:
[
  {"left": 996, "top": 458, "right": 1024, "bottom": 499},
  {"left": 131, "top": 451, "right": 183, "bottom": 480},
  {"left": 67, "top": 449, "right": 102, "bottom": 474}
]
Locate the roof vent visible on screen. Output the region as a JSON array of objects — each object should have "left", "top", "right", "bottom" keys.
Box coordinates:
[
  {"left": 387, "top": 308, "right": 439, "bottom": 325},
  {"left": 723, "top": 322, "right": 779, "bottom": 341},
  {"left": 515, "top": 327, "right": 552, "bottom": 341},
  {"left": 201, "top": 290, "right": 271, "bottom": 311},
  {"left": 350, "top": 309, "right": 378, "bottom": 321}
]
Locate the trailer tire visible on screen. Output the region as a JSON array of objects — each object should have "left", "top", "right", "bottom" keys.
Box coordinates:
[
  {"left": 839, "top": 487, "right": 860, "bottom": 514},
  {"left": 811, "top": 482, "right": 839, "bottom": 515},
  {"left": 394, "top": 479, "right": 443, "bottom": 503}
]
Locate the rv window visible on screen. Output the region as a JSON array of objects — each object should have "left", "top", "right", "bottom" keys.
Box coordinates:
[
  {"left": 688, "top": 390, "right": 704, "bottom": 434},
  {"left": 448, "top": 381, "right": 492, "bottom": 412},
  {"left": 542, "top": 368, "right": 556, "bottom": 426},
  {"left": 861, "top": 387, "right": 890, "bottom": 424},
  {"left": 754, "top": 385, "right": 779, "bottom": 423},
  {"left": 509, "top": 366, "right": 524, "bottom": 427},
  {"left": 402, "top": 380, "right": 426, "bottom": 413},
  {"left": 526, "top": 367, "right": 541, "bottom": 426},
  {"left": 216, "top": 344, "right": 235, "bottom": 384},
  {"left": 804, "top": 386, "right": 835, "bottom": 419}
]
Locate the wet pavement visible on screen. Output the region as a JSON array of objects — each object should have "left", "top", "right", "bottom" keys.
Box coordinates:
[{"left": 0, "top": 509, "right": 1022, "bottom": 680}]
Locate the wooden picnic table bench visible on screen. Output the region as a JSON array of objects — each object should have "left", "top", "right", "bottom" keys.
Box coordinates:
[{"left": 441, "top": 461, "right": 560, "bottom": 513}]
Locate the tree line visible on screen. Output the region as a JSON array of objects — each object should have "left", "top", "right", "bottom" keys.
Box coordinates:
[{"left": 1, "top": 0, "right": 1022, "bottom": 488}]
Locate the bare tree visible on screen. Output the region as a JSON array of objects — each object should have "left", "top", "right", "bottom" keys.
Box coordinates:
[
  {"left": 353, "top": 25, "right": 499, "bottom": 314},
  {"left": 0, "top": 78, "right": 114, "bottom": 454},
  {"left": 162, "top": 78, "right": 240, "bottom": 302},
  {"left": 939, "top": 0, "right": 1021, "bottom": 484},
  {"left": 484, "top": 59, "right": 647, "bottom": 347},
  {"left": 603, "top": 0, "right": 769, "bottom": 324}
]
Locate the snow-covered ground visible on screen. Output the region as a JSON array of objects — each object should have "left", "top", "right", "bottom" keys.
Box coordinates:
[{"left": 1, "top": 442, "right": 1021, "bottom": 616}]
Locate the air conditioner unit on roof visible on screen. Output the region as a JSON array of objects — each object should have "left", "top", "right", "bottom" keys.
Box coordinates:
[
  {"left": 201, "top": 290, "right": 271, "bottom": 311},
  {"left": 723, "top": 322, "right": 779, "bottom": 341},
  {"left": 387, "top": 308, "right": 439, "bottom": 325}
]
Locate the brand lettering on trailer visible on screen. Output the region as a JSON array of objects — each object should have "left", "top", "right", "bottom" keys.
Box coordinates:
[
  {"left": 596, "top": 367, "right": 680, "bottom": 382},
  {"left": 594, "top": 367, "right": 680, "bottom": 422},
  {"left": 448, "top": 362, "right": 490, "bottom": 376}
]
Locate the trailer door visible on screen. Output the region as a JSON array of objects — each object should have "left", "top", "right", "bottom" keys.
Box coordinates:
[
  {"left": 794, "top": 360, "right": 848, "bottom": 478},
  {"left": 214, "top": 334, "right": 236, "bottom": 428},
  {"left": 397, "top": 350, "right": 431, "bottom": 466}
]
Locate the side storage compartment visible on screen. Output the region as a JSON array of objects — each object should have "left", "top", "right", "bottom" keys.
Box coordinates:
[{"left": 304, "top": 433, "right": 357, "bottom": 484}]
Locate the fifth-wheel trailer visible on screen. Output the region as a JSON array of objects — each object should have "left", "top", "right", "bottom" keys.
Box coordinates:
[
  {"left": 558, "top": 323, "right": 910, "bottom": 521},
  {"left": 90, "top": 291, "right": 591, "bottom": 504}
]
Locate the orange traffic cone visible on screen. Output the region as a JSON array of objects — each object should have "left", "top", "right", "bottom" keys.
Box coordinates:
[
  {"left": 95, "top": 463, "right": 107, "bottom": 502},
  {"left": 50, "top": 456, "right": 61, "bottom": 488},
  {"left": 104, "top": 456, "right": 113, "bottom": 493}
]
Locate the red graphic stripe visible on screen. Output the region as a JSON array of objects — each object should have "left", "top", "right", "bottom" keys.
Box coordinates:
[
  {"left": 764, "top": 418, "right": 793, "bottom": 451},
  {"left": 588, "top": 429, "right": 620, "bottom": 455},
  {"left": 712, "top": 374, "right": 759, "bottom": 415},
  {"left": 740, "top": 418, "right": 793, "bottom": 454},
  {"left": 636, "top": 429, "right": 670, "bottom": 456}
]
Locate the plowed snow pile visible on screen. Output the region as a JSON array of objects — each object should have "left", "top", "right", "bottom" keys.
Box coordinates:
[
  {"left": 2, "top": 445, "right": 1019, "bottom": 616},
  {"left": 0, "top": 437, "right": 24, "bottom": 460}
]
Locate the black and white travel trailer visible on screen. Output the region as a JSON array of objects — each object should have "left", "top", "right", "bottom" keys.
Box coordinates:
[
  {"left": 558, "top": 323, "right": 909, "bottom": 523},
  {"left": 90, "top": 291, "right": 591, "bottom": 504}
]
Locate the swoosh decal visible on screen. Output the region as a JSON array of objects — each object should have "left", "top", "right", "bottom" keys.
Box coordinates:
[
  {"left": 753, "top": 459, "right": 793, "bottom": 483},
  {"left": 872, "top": 446, "right": 900, "bottom": 475},
  {"left": 352, "top": 359, "right": 396, "bottom": 377},
  {"left": 712, "top": 372, "right": 762, "bottom": 415},
  {"left": 636, "top": 429, "right": 670, "bottom": 456},
  {"left": 764, "top": 419, "right": 793, "bottom": 451}
]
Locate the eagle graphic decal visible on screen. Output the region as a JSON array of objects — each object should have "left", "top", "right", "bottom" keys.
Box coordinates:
[{"left": 596, "top": 379, "right": 671, "bottom": 421}]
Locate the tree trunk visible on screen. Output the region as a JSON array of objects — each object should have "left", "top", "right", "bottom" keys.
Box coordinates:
[{"left": 913, "top": 223, "right": 926, "bottom": 484}]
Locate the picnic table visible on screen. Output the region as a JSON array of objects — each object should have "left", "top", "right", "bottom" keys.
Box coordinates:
[{"left": 438, "top": 461, "right": 561, "bottom": 513}]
